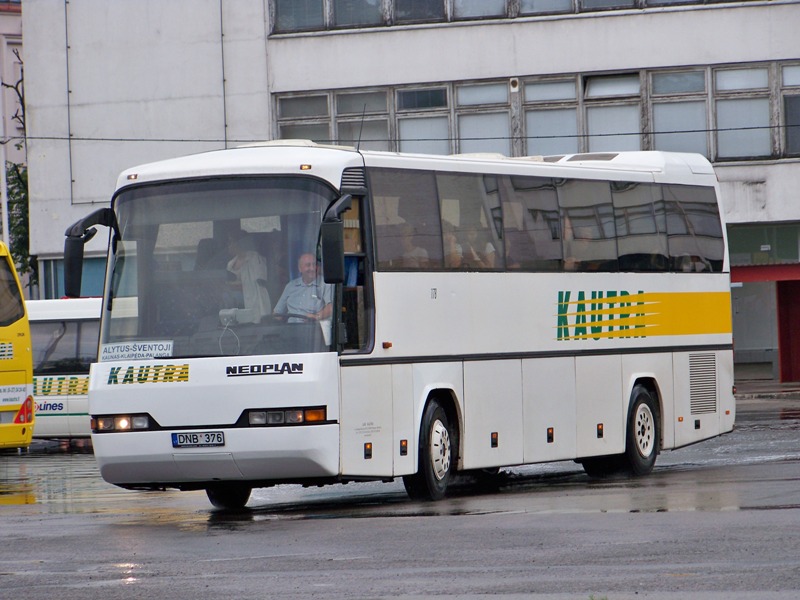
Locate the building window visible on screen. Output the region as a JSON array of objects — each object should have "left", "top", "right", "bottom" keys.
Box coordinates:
[
  {"left": 270, "top": 0, "right": 788, "bottom": 33},
  {"left": 333, "top": 0, "right": 383, "bottom": 27},
  {"left": 584, "top": 75, "right": 640, "bottom": 152},
  {"left": 456, "top": 83, "right": 510, "bottom": 154},
  {"left": 716, "top": 97, "right": 771, "bottom": 159},
  {"left": 397, "top": 88, "right": 447, "bottom": 111},
  {"left": 337, "top": 119, "right": 391, "bottom": 150},
  {"left": 783, "top": 66, "right": 800, "bottom": 157},
  {"left": 728, "top": 224, "right": 800, "bottom": 267},
  {"left": 278, "top": 95, "right": 329, "bottom": 119},
  {"left": 714, "top": 67, "right": 771, "bottom": 159},
  {"left": 279, "top": 123, "right": 331, "bottom": 142},
  {"left": 453, "top": 0, "right": 506, "bottom": 19},
  {"left": 526, "top": 108, "right": 578, "bottom": 156},
  {"left": 398, "top": 116, "right": 450, "bottom": 154},
  {"left": 524, "top": 80, "right": 579, "bottom": 156},
  {"left": 653, "top": 101, "right": 708, "bottom": 156},
  {"left": 587, "top": 105, "right": 640, "bottom": 152},
  {"left": 651, "top": 70, "right": 708, "bottom": 156},
  {"left": 275, "top": 61, "right": 798, "bottom": 162},
  {"left": 274, "top": 0, "right": 325, "bottom": 32},
  {"left": 519, "top": 0, "right": 573, "bottom": 15},
  {"left": 394, "top": 0, "right": 445, "bottom": 23},
  {"left": 580, "top": 0, "right": 634, "bottom": 8},
  {"left": 334, "top": 91, "right": 390, "bottom": 149},
  {"left": 458, "top": 113, "right": 510, "bottom": 155}
]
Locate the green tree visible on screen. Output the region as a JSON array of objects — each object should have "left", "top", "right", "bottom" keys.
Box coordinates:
[{"left": 6, "top": 160, "right": 35, "bottom": 285}]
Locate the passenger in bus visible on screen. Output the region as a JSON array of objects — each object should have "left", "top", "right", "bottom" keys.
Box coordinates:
[
  {"left": 273, "top": 253, "right": 333, "bottom": 322},
  {"left": 461, "top": 228, "right": 496, "bottom": 269},
  {"left": 226, "top": 230, "right": 272, "bottom": 323},
  {"left": 399, "top": 224, "right": 429, "bottom": 268},
  {"left": 679, "top": 254, "right": 712, "bottom": 272},
  {"left": 442, "top": 221, "right": 462, "bottom": 268}
]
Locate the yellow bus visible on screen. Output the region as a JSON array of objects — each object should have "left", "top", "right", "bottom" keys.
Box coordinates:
[{"left": 0, "top": 241, "right": 34, "bottom": 450}]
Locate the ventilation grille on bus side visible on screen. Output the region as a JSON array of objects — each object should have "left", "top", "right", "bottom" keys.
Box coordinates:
[
  {"left": 689, "top": 353, "right": 717, "bottom": 414},
  {"left": 341, "top": 167, "right": 366, "bottom": 190}
]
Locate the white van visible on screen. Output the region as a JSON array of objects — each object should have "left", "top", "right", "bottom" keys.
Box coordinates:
[{"left": 28, "top": 298, "right": 101, "bottom": 439}]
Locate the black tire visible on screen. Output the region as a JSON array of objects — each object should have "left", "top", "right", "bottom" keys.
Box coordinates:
[
  {"left": 622, "top": 385, "right": 660, "bottom": 476},
  {"left": 403, "top": 399, "right": 455, "bottom": 501},
  {"left": 206, "top": 484, "right": 252, "bottom": 510}
]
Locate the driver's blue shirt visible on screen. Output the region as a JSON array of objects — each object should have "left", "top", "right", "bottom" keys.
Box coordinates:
[{"left": 273, "top": 276, "right": 332, "bottom": 318}]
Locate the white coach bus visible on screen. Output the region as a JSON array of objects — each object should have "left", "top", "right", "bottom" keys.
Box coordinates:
[
  {"left": 63, "top": 141, "right": 734, "bottom": 509},
  {"left": 28, "top": 297, "right": 101, "bottom": 439}
]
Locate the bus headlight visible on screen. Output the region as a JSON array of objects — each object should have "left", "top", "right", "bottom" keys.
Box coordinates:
[
  {"left": 93, "top": 414, "right": 153, "bottom": 432},
  {"left": 96, "top": 417, "right": 115, "bottom": 431}
]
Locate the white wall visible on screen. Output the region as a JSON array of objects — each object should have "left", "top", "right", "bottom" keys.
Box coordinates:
[{"left": 719, "top": 162, "right": 800, "bottom": 225}]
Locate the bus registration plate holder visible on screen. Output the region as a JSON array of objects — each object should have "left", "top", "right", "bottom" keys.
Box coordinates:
[{"left": 171, "top": 431, "right": 225, "bottom": 448}]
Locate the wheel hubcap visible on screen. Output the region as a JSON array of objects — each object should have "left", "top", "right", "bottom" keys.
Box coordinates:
[
  {"left": 430, "top": 419, "right": 451, "bottom": 481},
  {"left": 635, "top": 403, "right": 655, "bottom": 458}
]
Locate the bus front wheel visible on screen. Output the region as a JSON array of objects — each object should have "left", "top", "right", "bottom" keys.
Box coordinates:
[
  {"left": 403, "top": 399, "right": 454, "bottom": 501},
  {"left": 206, "top": 483, "right": 252, "bottom": 510}
]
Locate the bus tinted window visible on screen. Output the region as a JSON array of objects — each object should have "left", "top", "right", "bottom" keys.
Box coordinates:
[
  {"left": 372, "top": 168, "right": 443, "bottom": 269},
  {"left": 0, "top": 256, "right": 24, "bottom": 327},
  {"left": 612, "top": 182, "right": 669, "bottom": 272},
  {"left": 559, "top": 179, "right": 618, "bottom": 272},
  {"left": 436, "top": 172, "right": 502, "bottom": 269},
  {"left": 665, "top": 185, "right": 725, "bottom": 272},
  {"left": 371, "top": 169, "right": 723, "bottom": 275},
  {"left": 501, "top": 176, "right": 562, "bottom": 271},
  {"left": 30, "top": 319, "right": 100, "bottom": 376}
]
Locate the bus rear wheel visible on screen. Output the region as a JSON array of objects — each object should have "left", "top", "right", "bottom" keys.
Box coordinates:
[
  {"left": 623, "top": 385, "right": 659, "bottom": 476},
  {"left": 403, "top": 399, "right": 454, "bottom": 501},
  {"left": 206, "top": 483, "right": 252, "bottom": 510},
  {"left": 580, "top": 385, "right": 660, "bottom": 479}
]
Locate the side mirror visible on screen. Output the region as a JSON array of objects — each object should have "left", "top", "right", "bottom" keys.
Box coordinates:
[
  {"left": 320, "top": 195, "right": 353, "bottom": 285},
  {"left": 321, "top": 221, "right": 345, "bottom": 284},
  {"left": 64, "top": 232, "right": 92, "bottom": 297},
  {"left": 63, "top": 207, "right": 117, "bottom": 298}
]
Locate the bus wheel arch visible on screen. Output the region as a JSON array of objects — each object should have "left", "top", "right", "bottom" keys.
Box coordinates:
[{"left": 403, "top": 391, "right": 460, "bottom": 501}]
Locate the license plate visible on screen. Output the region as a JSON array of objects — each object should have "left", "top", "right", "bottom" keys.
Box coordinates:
[{"left": 171, "top": 431, "right": 225, "bottom": 448}]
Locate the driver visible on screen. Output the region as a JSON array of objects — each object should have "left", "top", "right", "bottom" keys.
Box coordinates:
[{"left": 273, "top": 253, "right": 332, "bottom": 323}]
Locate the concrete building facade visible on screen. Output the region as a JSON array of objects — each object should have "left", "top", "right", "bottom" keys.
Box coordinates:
[{"left": 20, "top": 0, "right": 800, "bottom": 377}]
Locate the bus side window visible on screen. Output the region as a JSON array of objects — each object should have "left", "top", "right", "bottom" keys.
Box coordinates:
[
  {"left": 499, "top": 175, "right": 562, "bottom": 271},
  {"left": 558, "top": 179, "right": 618, "bottom": 272},
  {"left": 613, "top": 182, "right": 669, "bottom": 272},
  {"left": 664, "top": 184, "right": 725, "bottom": 273}
]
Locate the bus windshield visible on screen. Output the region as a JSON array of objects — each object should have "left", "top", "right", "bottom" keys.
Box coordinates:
[{"left": 102, "top": 176, "right": 338, "bottom": 360}]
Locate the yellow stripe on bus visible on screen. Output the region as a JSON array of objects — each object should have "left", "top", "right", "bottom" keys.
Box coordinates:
[{"left": 558, "top": 291, "right": 732, "bottom": 340}]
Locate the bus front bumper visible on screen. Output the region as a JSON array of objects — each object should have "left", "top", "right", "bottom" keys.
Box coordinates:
[{"left": 92, "top": 424, "right": 340, "bottom": 488}]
